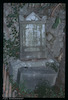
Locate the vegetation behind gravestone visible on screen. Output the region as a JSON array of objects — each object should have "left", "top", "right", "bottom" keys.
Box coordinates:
[{"left": 3, "top": 4, "right": 25, "bottom": 65}]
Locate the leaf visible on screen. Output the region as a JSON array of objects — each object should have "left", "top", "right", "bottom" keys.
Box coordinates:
[
  {"left": 7, "top": 23, "right": 12, "bottom": 27},
  {"left": 52, "top": 17, "right": 61, "bottom": 29}
]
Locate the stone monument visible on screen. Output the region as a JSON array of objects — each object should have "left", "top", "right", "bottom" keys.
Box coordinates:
[
  {"left": 9, "top": 12, "right": 59, "bottom": 91},
  {"left": 19, "top": 12, "right": 47, "bottom": 60}
]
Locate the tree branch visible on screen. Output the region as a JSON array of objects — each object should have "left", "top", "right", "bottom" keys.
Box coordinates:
[{"left": 51, "top": 3, "right": 62, "bottom": 17}]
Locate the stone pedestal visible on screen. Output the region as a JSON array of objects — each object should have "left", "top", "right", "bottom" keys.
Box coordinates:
[
  {"left": 17, "top": 67, "right": 58, "bottom": 91},
  {"left": 9, "top": 59, "right": 59, "bottom": 91}
]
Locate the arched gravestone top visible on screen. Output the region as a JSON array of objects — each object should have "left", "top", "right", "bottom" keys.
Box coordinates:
[{"left": 19, "top": 12, "right": 47, "bottom": 60}]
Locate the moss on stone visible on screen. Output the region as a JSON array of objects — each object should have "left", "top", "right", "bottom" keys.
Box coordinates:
[{"left": 46, "top": 62, "right": 58, "bottom": 72}]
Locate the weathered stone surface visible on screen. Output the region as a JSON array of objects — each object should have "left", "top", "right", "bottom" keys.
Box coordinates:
[
  {"left": 9, "top": 59, "right": 46, "bottom": 81},
  {"left": 17, "top": 67, "right": 58, "bottom": 90},
  {"left": 19, "top": 12, "right": 47, "bottom": 60},
  {"left": 9, "top": 59, "right": 59, "bottom": 83}
]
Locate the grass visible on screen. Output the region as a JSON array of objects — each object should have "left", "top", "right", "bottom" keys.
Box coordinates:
[
  {"left": 9, "top": 75, "right": 65, "bottom": 98},
  {"left": 34, "top": 82, "right": 65, "bottom": 98}
]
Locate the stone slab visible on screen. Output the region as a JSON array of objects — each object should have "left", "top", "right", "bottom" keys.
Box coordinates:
[
  {"left": 9, "top": 59, "right": 59, "bottom": 82},
  {"left": 17, "top": 67, "right": 58, "bottom": 91}
]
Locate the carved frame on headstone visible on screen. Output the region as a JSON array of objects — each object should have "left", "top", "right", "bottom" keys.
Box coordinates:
[{"left": 19, "top": 12, "right": 47, "bottom": 60}]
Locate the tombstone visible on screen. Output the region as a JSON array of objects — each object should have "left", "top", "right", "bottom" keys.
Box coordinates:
[
  {"left": 19, "top": 12, "right": 47, "bottom": 60},
  {"left": 9, "top": 12, "right": 59, "bottom": 91}
]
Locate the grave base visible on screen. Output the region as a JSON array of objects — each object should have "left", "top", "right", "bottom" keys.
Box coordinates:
[
  {"left": 9, "top": 59, "right": 59, "bottom": 90},
  {"left": 17, "top": 67, "right": 58, "bottom": 91}
]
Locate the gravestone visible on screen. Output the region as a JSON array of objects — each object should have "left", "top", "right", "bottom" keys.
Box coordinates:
[
  {"left": 19, "top": 12, "right": 47, "bottom": 60},
  {"left": 9, "top": 12, "right": 59, "bottom": 91}
]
